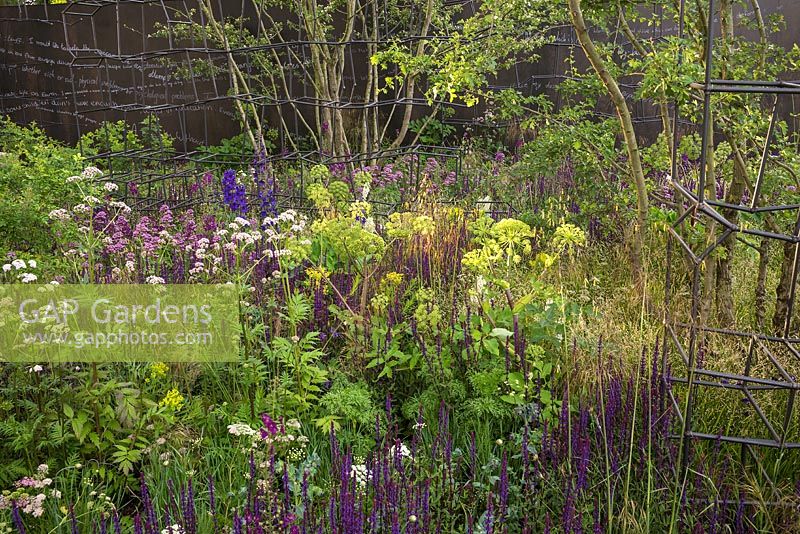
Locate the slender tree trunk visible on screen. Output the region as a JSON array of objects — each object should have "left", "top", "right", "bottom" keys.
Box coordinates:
[
  {"left": 617, "top": 3, "right": 672, "bottom": 150},
  {"left": 700, "top": 123, "right": 717, "bottom": 327},
  {"left": 568, "top": 0, "right": 648, "bottom": 285},
  {"left": 388, "top": 0, "right": 435, "bottom": 149},
  {"left": 773, "top": 241, "right": 796, "bottom": 335},
  {"left": 716, "top": 157, "right": 745, "bottom": 326}
]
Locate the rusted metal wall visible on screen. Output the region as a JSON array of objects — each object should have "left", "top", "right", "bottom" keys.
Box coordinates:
[{"left": 0, "top": 1, "right": 796, "bottom": 149}]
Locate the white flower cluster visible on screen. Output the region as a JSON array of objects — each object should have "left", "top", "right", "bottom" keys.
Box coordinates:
[
  {"left": 109, "top": 200, "right": 131, "bottom": 213},
  {"left": 72, "top": 203, "right": 91, "bottom": 214},
  {"left": 3, "top": 259, "right": 39, "bottom": 283},
  {"left": 390, "top": 442, "right": 413, "bottom": 459},
  {"left": 145, "top": 275, "right": 166, "bottom": 284},
  {"left": 350, "top": 463, "right": 369, "bottom": 487},
  {"left": 48, "top": 208, "right": 71, "bottom": 221},
  {"left": 82, "top": 166, "right": 103, "bottom": 180},
  {"left": 103, "top": 182, "right": 119, "bottom": 192},
  {"left": 231, "top": 230, "right": 262, "bottom": 247},
  {"left": 227, "top": 423, "right": 257, "bottom": 437}
]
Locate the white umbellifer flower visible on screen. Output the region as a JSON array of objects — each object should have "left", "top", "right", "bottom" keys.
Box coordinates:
[
  {"left": 145, "top": 275, "right": 165, "bottom": 284},
  {"left": 83, "top": 195, "right": 102, "bottom": 205},
  {"left": 361, "top": 182, "right": 370, "bottom": 200},
  {"left": 234, "top": 217, "right": 251, "bottom": 227},
  {"left": 160, "top": 524, "right": 184, "bottom": 534},
  {"left": 226, "top": 423, "right": 257, "bottom": 437},
  {"left": 103, "top": 182, "right": 119, "bottom": 192},
  {"left": 28, "top": 260, "right": 37, "bottom": 269},
  {"left": 2, "top": 263, "right": 11, "bottom": 272},
  {"left": 72, "top": 204, "right": 91, "bottom": 214},
  {"left": 12, "top": 259, "right": 25, "bottom": 270},
  {"left": 125, "top": 260, "right": 135, "bottom": 272},
  {"left": 49, "top": 280, "right": 60, "bottom": 285},
  {"left": 20, "top": 273, "right": 38, "bottom": 283},
  {"left": 29, "top": 365, "right": 43, "bottom": 373},
  {"left": 363, "top": 217, "right": 376, "bottom": 234},
  {"left": 66, "top": 175, "right": 82, "bottom": 183}
]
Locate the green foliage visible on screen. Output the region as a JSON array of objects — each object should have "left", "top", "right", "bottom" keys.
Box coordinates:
[
  {"left": 80, "top": 115, "right": 174, "bottom": 173},
  {"left": 408, "top": 115, "right": 455, "bottom": 145},
  {"left": 0, "top": 117, "right": 84, "bottom": 254}
]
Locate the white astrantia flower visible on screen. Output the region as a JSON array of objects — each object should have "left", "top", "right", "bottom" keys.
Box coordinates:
[
  {"left": 28, "top": 260, "right": 37, "bottom": 269},
  {"left": 29, "top": 365, "right": 43, "bottom": 373},
  {"left": 20, "top": 273, "right": 37, "bottom": 283},
  {"left": 234, "top": 217, "right": 251, "bottom": 227},
  {"left": 12, "top": 259, "right": 25, "bottom": 270}
]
